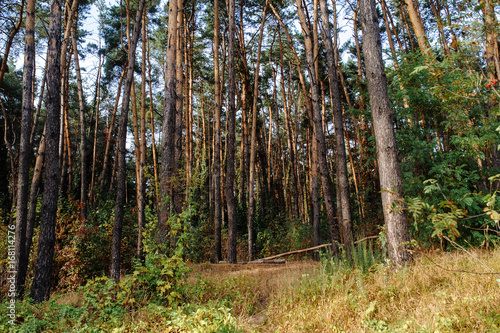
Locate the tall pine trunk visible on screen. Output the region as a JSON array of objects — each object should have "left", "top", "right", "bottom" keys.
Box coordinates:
[
  {"left": 213, "top": 0, "right": 223, "bottom": 262},
  {"left": 160, "top": 0, "right": 178, "bottom": 247},
  {"left": 14, "top": 0, "right": 36, "bottom": 299},
  {"left": 31, "top": 0, "right": 62, "bottom": 302},
  {"left": 247, "top": 5, "right": 267, "bottom": 261},
  {"left": 72, "top": 18, "right": 88, "bottom": 221},
  {"left": 360, "top": 0, "right": 411, "bottom": 265},
  {"left": 226, "top": 0, "right": 237, "bottom": 263},
  {"left": 111, "top": 0, "right": 145, "bottom": 282},
  {"left": 319, "top": 0, "right": 353, "bottom": 248},
  {"left": 296, "top": 0, "right": 341, "bottom": 253}
]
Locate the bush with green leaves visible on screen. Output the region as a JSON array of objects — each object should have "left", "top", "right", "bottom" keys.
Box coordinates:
[{"left": 407, "top": 174, "right": 500, "bottom": 247}]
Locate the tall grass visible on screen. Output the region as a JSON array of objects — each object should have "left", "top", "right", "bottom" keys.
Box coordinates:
[
  {"left": 263, "top": 247, "right": 500, "bottom": 332},
  {"left": 3, "top": 246, "right": 499, "bottom": 332}
]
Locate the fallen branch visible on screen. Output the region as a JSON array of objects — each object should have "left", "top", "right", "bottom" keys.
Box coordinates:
[
  {"left": 218, "top": 259, "right": 286, "bottom": 264},
  {"left": 255, "top": 235, "right": 380, "bottom": 261}
]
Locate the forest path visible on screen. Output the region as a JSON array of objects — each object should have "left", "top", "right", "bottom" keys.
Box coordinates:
[{"left": 188, "top": 260, "right": 320, "bottom": 331}]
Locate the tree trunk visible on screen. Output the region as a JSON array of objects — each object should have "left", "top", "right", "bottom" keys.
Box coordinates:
[
  {"left": 481, "top": 0, "right": 500, "bottom": 80},
  {"left": 247, "top": 4, "right": 267, "bottom": 262},
  {"left": 146, "top": 27, "right": 159, "bottom": 202},
  {"left": 226, "top": 0, "right": 237, "bottom": 263},
  {"left": 0, "top": 0, "right": 25, "bottom": 87},
  {"left": 100, "top": 67, "right": 125, "bottom": 189},
  {"left": 279, "top": 27, "right": 299, "bottom": 219},
  {"left": 89, "top": 53, "right": 102, "bottom": 204},
  {"left": 319, "top": 0, "right": 353, "bottom": 248},
  {"left": 403, "top": 0, "right": 432, "bottom": 56},
  {"left": 111, "top": 0, "right": 145, "bottom": 282},
  {"left": 172, "top": 0, "right": 185, "bottom": 216},
  {"left": 429, "top": 0, "right": 450, "bottom": 58},
  {"left": 58, "top": 0, "right": 79, "bottom": 175},
  {"left": 296, "top": 0, "right": 341, "bottom": 254},
  {"left": 31, "top": 0, "right": 62, "bottom": 302},
  {"left": 137, "top": 10, "right": 148, "bottom": 262},
  {"left": 72, "top": 18, "right": 88, "bottom": 221},
  {"left": 360, "top": 0, "right": 411, "bottom": 265},
  {"left": 14, "top": 0, "right": 35, "bottom": 299},
  {"left": 213, "top": 0, "right": 223, "bottom": 262},
  {"left": 160, "top": 0, "right": 178, "bottom": 247}
]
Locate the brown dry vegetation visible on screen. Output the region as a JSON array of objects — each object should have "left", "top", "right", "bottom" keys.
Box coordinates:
[{"left": 187, "top": 249, "right": 500, "bottom": 332}]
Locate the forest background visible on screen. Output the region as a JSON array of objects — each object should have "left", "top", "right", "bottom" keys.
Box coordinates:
[{"left": 1, "top": 0, "right": 500, "bottom": 331}]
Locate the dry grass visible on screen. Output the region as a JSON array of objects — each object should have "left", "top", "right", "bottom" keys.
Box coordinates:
[
  {"left": 186, "top": 249, "right": 500, "bottom": 332},
  {"left": 36, "top": 249, "right": 500, "bottom": 332},
  {"left": 258, "top": 249, "right": 500, "bottom": 332}
]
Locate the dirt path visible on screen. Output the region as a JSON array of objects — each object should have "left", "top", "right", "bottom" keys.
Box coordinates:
[{"left": 188, "top": 260, "right": 320, "bottom": 331}]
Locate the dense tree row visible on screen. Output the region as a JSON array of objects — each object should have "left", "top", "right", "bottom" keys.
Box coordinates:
[{"left": 1, "top": 0, "right": 499, "bottom": 302}]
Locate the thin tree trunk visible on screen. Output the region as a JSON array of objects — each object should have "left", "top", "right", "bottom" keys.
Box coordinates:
[
  {"left": 429, "top": 0, "right": 450, "bottom": 58},
  {"left": 146, "top": 26, "right": 159, "bottom": 202},
  {"left": 319, "top": 0, "right": 353, "bottom": 248},
  {"left": 89, "top": 53, "right": 102, "bottom": 203},
  {"left": 72, "top": 17, "right": 88, "bottom": 221},
  {"left": 279, "top": 27, "right": 298, "bottom": 219},
  {"left": 14, "top": 0, "right": 35, "bottom": 299},
  {"left": 297, "top": 0, "right": 341, "bottom": 253},
  {"left": 58, "top": 0, "right": 79, "bottom": 172},
  {"left": 100, "top": 67, "right": 126, "bottom": 188},
  {"left": 111, "top": 0, "right": 145, "bottom": 282},
  {"left": 31, "top": 0, "right": 62, "bottom": 302},
  {"left": 226, "top": 0, "right": 237, "bottom": 263},
  {"left": 360, "top": 0, "right": 411, "bottom": 265},
  {"left": 30, "top": 54, "right": 48, "bottom": 146},
  {"left": 185, "top": 21, "right": 194, "bottom": 203},
  {"left": 0, "top": 0, "right": 25, "bottom": 87},
  {"left": 137, "top": 9, "right": 147, "bottom": 262},
  {"left": 213, "top": 0, "right": 222, "bottom": 262},
  {"left": 247, "top": 4, "right": 267, "bottom": 261}
]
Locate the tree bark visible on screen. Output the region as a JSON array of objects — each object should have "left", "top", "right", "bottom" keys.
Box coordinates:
[
  {"left": 111, "top": 0, "right": 145, "bottom": 282},
  {"left": 481, "top": 0, "right": 500, "bottom": 80},
  {"left": 360, "top": 0, "right": 411, "bottom": 265},
  {"left": 137, "top": 9, "right": 147, "bottom": 262},
  {"left": 319, "top": 0, "right": 353, "bottom": 248},
  {"left": 14, "top": 0, "right": 35, "bottom": 299},
  {"left": 247, "top": 4, "right": 267, "bottom": 262},
  {"left": 226, "top": 0, "right": 237, "bottom": 263},
  {"left": 100, "top": 67, "right": 125, "bottom": 189},
  {"left": 0, "top": 0, "right": 25, "bottom": 87},
  {"left": 403, "top": 0, "right": 432, "bottom": 56},
  {"left": 296, "top": 0, "right": 341, "bottom": 254},
  {"left": 160, "top": 0, "right": 178, "bottom": 247},
  {"left": 31, "top": 0, "right": 62, "bottom": 302},
  {"left": 213, "top": 0, "right": 223, "bottom": 262},
  {"left": 72, "top": 17, "right": 88, "bottom": 221},
  {"left": 89, "top": 53, "right": 102, "bottom": 203}
]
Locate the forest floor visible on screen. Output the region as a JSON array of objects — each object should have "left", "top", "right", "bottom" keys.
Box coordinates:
[
  {"left": 3, "top": 249, "right": 500, "bottom": 332},
  {"left": 187, "top": 249, "right": 500, "bottom": 332}
]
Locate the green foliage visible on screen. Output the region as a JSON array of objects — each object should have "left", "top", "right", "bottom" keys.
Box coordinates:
[
  {"left": 319, "top": 240, "right": 384, "bottom": 276},
  {"left": 255, "top": 216, "right": 311, "bottom": 258},
  {"left": 1, "top": 252, "right": 188, "bottom": 332},
  {"left": 82, "top": 253, "right": 186, "bottom": 317},
  {"left": 164, "top": 304, "right": 239, "bottom": 333},
  {"left": 407, "top": 175, "right": 500, "bottom": 247}
]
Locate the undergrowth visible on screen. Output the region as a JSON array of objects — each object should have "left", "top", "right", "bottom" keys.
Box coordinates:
[
  {"left": 2, "top": 245, "right": 500, "bottom": 332},
  {"left": 264, "top": 245, "right": 500, "bottom": 332}
]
